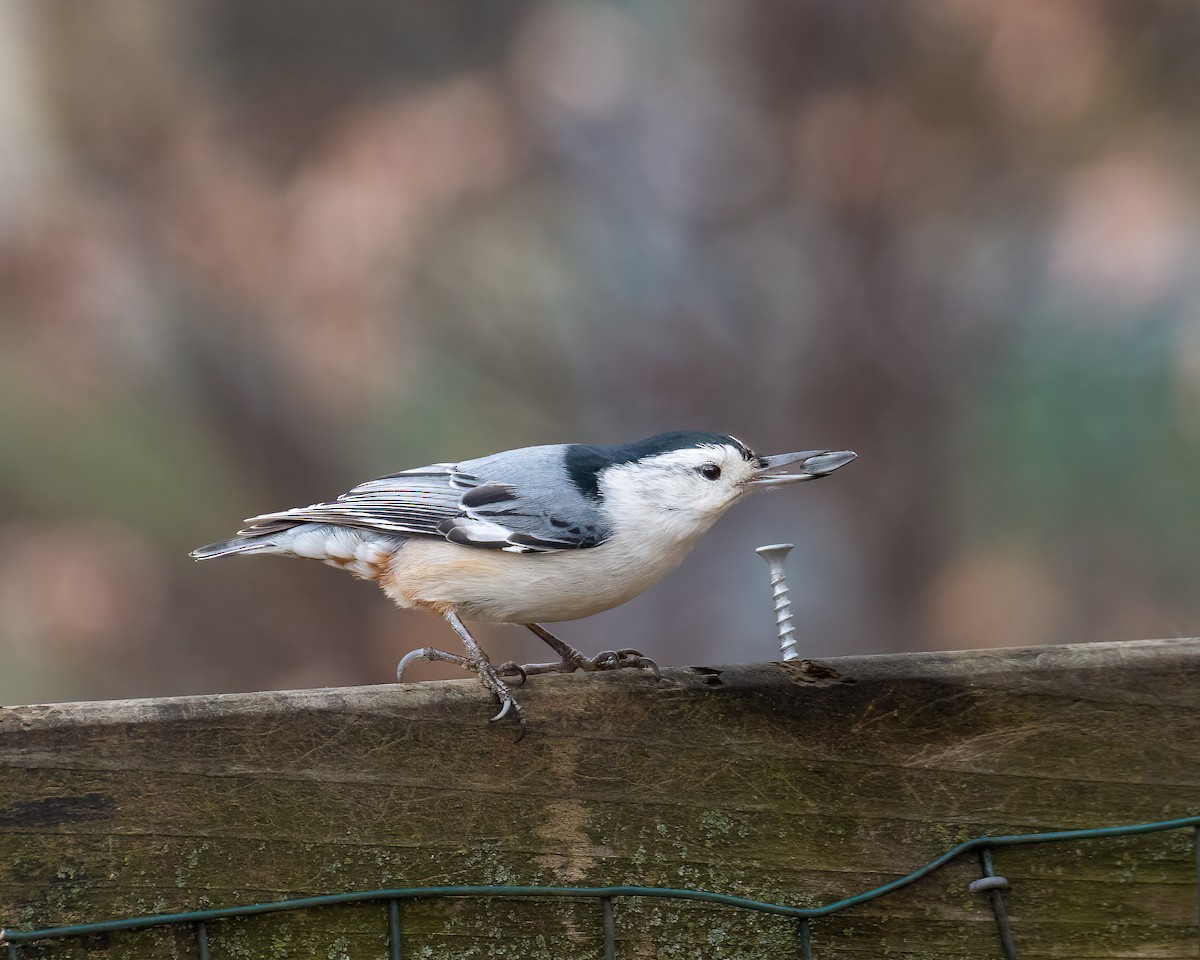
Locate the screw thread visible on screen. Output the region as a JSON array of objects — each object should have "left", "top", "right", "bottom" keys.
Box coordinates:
[
  {"left": 756, "top": 544, "right": 798, "bottom": 661},
  {"left": 769, "top": 570, "right": 798, "bottom": 660}
]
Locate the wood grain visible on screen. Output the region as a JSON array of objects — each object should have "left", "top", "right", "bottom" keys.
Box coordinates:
[{"left": 1, "top": 638, "right": 1198, "bottom": 958}]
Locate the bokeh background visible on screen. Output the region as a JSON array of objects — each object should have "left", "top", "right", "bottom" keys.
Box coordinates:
[{"left": 1, "top": 0, "right": 1198, "bottom": 705}]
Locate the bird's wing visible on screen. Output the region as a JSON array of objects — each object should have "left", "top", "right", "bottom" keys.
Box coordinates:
[{"left": 239, "top": 462, "right": 610, "bottom": 554}]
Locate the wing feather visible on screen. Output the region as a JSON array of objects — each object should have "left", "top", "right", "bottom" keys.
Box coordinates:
[{"left": 237, "top": 459, "right": 609, "bottom": 553}]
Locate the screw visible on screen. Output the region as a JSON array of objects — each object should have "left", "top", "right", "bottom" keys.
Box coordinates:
[{"left": 756, "top": 543, "right": 798, "bottom": 660}]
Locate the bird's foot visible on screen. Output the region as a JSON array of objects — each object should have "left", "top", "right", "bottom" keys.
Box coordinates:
[
  {"left": 589, "top": 647, "right": 662, "bottom": 680},
  {"left": 395, "top": 645, "right": 527, "bottom": 741},
  {"left": 497, "top": 646, "right": 660, "bottom": 681},
  {"left": 515, "top": 622, "right": 661, "bottom": 680}
]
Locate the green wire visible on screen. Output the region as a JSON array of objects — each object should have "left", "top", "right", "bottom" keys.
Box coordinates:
[{"left": 3, "top": 814, "right": 1197, "bottom": 944}]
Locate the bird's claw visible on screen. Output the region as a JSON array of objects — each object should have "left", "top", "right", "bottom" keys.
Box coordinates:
[
  {"left": 396, "top": 646, "right": 472, "bottom": 681},
  {"left": 471, "top": 655, "right": 528, "bottom": 741},
  {"left": 491, "top": 698, "right": 512, "bottom": 721},
  {"left": 396, "top": 648, "right": 430, "bottom": 681},
  {"left": 588, "top": 648, "right": 661, "bottom": 680},
  {"left": 495, "top": 661, "right": 529, "bottom": 686},
  {"left": 488, "top": 690, "right": 527, "bottom": 741}
]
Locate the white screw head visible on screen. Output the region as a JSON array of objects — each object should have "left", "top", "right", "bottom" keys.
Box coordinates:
[{"left": 756, "top": 543, "right": 794, "bottom": 561}]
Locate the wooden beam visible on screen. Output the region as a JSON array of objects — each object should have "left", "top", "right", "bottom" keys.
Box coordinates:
[{"left": 2, "top": 638, "right": 1198, "bottom": 958}]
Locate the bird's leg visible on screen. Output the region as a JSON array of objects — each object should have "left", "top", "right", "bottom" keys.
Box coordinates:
[
  {"left": 495, "top": 623, "right": 660, "bottom": 680},
  {"left": 443, "top": 610, "right": 527, "bottom": 740}
]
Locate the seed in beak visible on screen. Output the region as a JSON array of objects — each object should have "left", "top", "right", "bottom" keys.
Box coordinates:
[{"left": 752, "top": 450, "right": 856, "bottom": 486}]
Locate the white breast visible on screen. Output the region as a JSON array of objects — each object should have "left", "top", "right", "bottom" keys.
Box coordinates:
[{"left": 381, "top": 527, "right": 707, "bottom": 623}]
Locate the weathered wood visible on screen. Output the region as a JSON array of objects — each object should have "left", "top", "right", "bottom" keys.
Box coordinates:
[{"left": 1, "top": 638, "right": 1198, "bottom": 959}]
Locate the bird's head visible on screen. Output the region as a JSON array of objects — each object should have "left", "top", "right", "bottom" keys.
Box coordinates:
[{"left": 567, "top": 431, "right": 856, "bottom": 542}]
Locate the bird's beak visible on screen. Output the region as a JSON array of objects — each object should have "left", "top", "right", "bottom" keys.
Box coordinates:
[{"left": 749, "top": 449, "right": 857, "bottom": 487}]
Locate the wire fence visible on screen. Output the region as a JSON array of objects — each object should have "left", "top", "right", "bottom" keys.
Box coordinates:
[{"left": 3, "top": 815, "right": 1198, "bottom": 959}]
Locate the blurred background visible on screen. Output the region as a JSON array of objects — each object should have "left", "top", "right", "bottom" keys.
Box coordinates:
[{"left": 1, "top": 0, "right": 1198, "bottom": 705}]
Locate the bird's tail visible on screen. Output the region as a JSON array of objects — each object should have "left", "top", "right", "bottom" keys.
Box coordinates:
[{"left": 189, "top": 535, "right": 278, "bottom": 561}]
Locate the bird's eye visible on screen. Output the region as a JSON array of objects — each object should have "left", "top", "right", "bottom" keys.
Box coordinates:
[{"left": 698, "top": 463, "right": 721, "bottom": 481}]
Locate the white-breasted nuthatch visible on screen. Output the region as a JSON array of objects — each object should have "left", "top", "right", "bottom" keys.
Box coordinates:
[{"left": 191, "top": 431, "right": 856, "bottom": 737}]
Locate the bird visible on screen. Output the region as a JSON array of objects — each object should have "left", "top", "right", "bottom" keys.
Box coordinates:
[{"left": 191, "top": 431, "right": 856, "bottom": 738}]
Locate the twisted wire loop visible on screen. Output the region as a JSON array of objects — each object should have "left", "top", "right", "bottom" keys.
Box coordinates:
[
  {"left": 972, "top": 849, "right": 1019, "bottom": 960},
  {"left": 1, "top": 815, "right": 1197, "bottom": 957}
]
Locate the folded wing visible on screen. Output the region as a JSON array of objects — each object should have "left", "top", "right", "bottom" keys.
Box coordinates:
[{"left": 239, "top": 461, "right": 609, "bottom": 554}]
